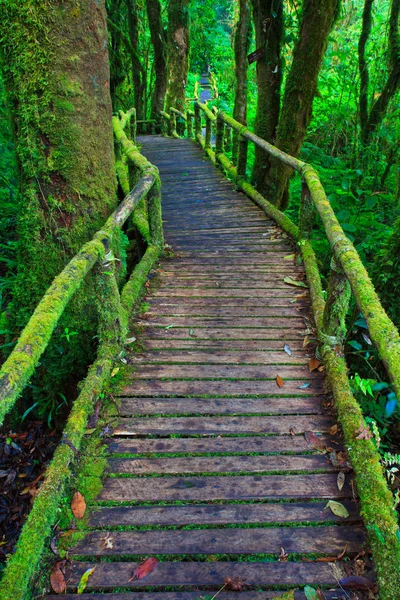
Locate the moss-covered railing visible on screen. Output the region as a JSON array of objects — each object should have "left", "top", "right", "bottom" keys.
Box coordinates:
[
  {"left": 0, "top": 111, "right": 163, "bottom": 600},
  {"left": 161, "top": 101, "right": 400, "bottom": 599}
]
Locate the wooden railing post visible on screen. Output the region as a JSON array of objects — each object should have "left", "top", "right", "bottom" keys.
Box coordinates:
[
  {"left": 216, "top": 113, "right": 225, "bottom": 156},
  {"left": 146, "top": 176, "right": 164, "bottom": 250},
  {"left": 130, "top": 108, "right": 137, "bottom": 145},
  {"left": 225, "top": 125, "right": 232, "bottom": 153},
  {"left": 170, "top": 110, "right": 176, "bottom": 137},
  {"left": 187, "top": 112, "right": 193, "bottom": 138},
  {"left": 194, "top": 103, "right": 202, "bottom": 138},
  {"left": 161, "top": 113, "right": 169, "bottom": 137},
  {"left": 322, "top": 257, "right": 351, "bottom": 346},
  {"left": 299, "top": 181, "right": 314, "bottom": 239},
  {"left": 237, "top": 135, "right": 248, "bottom": 179},
  {"left": 205, "top": 115, "right": 212, "bottom": 150}
]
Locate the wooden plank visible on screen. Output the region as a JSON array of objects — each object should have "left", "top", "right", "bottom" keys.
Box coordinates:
[
  {"left": 128, "top": 364, "right": 317, "bottom": 380},
  {"left": 107, "top": 454, "right": 334, "bottom": 475},
  {"left": 138, "top": 317, "right": 307, "bottom": 328},
  {"left": 154, "top": 289, "right": 306, "bottom": 298},
  {"left": 148, "top": 297, "right": 307, "bottom": 307},
  {"left": 141, "top": 340, "right": 312, "bottom": 350},
  {"left": 47, "top": 592, "right": 345, "bottom": 600},
  {"left": 129, "top": 351, "right": 309, "bottom": 365},
  {"left": 99, "top": 473, "right": 352, "bottom": 502},
  {"left": 143, "top": 328, "right": 308, "bottom": 340},
  {"left": 88, "top": 500, "right": 359, "bottom": 527},
  {"left": 118, "top": 397, "right": 321, "bottom": 416},
  {"left": 65, "top": 560, "right": 347, "bottom": 589},
  {"left": 161, "top": 281, "right": 296, "bottom": 289},
  {"left": 73, "top": 525, "right": 364, "bottom": 557},
  {"left": 146, "top": 306, "right": 306, "bottom": 317},
  {"left": 114, "top": 415, "right": 331, "bottom": 435},
  {"left": 120, "top": 380, "right": 323, "bottom": 397},
  {"left": 107, "top": 434, "right": 337, "bottom": 455}
]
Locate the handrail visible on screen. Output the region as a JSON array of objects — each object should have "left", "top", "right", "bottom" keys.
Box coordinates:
[
  {"left": 162, "top": 100, "right": 400, "bottom": 599},
  {"left": 0, "top": 111, "right": 164, "bottom": 600}
]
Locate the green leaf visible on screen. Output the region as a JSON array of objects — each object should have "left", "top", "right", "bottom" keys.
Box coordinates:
[
  {"left": 341, "top": 222, "right": 357, "bottom": 233},
  {"left": 272, "top": 591, "right": 295, "bottom": 600},
  {"left": 283, "top": 276, "right": 307, "bottom": 288},
  {"left": 21, "top": 402, "right": 39, "bottom": 422},
  {"left": 77, "top": 567, "right": 96, "bottom": 594},
  {"left": 348, "top": 340, "right": 362, "bottom": 351},
  {"left": 366, "top": 196, "right": 377, "bottom": 209},
  {"left": 325, "top": 500, "right": 349, "bottom": 518},
  {"left": 304, "top": 586, "right": 319, "bottom": 600}
]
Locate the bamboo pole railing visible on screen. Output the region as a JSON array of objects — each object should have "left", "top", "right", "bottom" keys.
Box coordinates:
[
  {"left": 0, "top": 110, "right": 163, "bottom": 600},
  {"left": 160, "top": 100, "right": 400, "bottom": 600}
]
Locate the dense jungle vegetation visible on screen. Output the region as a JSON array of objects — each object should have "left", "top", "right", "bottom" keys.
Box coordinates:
[{"left": 0, "top": 0, "right": 399, "bottom": 566}]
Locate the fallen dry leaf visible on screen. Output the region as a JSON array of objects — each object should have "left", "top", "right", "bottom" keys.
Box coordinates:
[
  {"left": 304, "top": 431, "right": 325, "bottom": 451},
  {"left": 355, "top": 425, "right": 373, "bottom": 440},
  {"left": 50, "top": 565, "right": 66, "bottom": 594},
  {"left": 71, "top": 491, "right": 86, "bottom": 520},
  {"left": 276, "top": 375, "right": 284, "bottom": 388},
  {"left": 224, "top": 576, "right": 246, "bottom": 591},
  {"left": 337, "top": 471, "right": 345, "bottom": 491},
  {"left": 279, "top": 546, "right": 288, "bottom": 561},
  {"left": 309, "top": 357, "right": 321, "bottom": 372},
  {"left": 283, "top": 276, "right": 308, "bottom": 288},
  {"left": 328, "top": 424, "right": 338, "bottom": 435},
  {"left": 128, "top": 557, "right": 158, "bottom": 582}
]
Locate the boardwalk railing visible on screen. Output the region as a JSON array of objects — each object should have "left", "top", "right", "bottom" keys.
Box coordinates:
[
  {"left": 0, "top": 110, "right": 163, "bottom": 599},
  {"left": 161, "top": 102, "right": 400, "bottom": 598}
]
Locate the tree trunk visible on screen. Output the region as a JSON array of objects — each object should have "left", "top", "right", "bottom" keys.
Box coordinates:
[
  {"left": 165, "top": 0, "right": 190, "bottom": 113},
  {"left": 0, "top": 0, "right": 117, "bottom": 412},
  {"left": 232, "top": 0, "right": 252, "bottom": 162},
  {"left": 358, "top": 0, "right": 374, "bottom": 141},
  {"left": 147, "top": 0, "right": 168, "bottom": 120},
  {"left": 270, "top": 0, "right": 340, "bottom": 209},
  {"left": 362, "top": 0, "right": 400, "bottom": 144},
  {"left": 126, "top": 0, "right": 146, "bottom": 120},
  {"left": 250, "top": 0, "right": 284, "bottom": 196}
]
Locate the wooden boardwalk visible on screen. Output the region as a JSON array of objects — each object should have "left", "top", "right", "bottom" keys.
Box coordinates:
[{"left": 54, "top": 136, "right": 365, "bottom": 599}]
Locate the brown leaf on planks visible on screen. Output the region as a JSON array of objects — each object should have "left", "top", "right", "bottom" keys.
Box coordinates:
[
  {"left": 71, "top": 491, "right": 86, "bottom": 520},
  {"left": 224, "top": 576, "right": 246, "bottom": 591},
  {"left": 309, "top": 357, "right": 321, "bottom": 372},
  {"left": 315, "top": 544, "right": 348, "bottom": 562},
  {"left": 304, "top": 431, "right": 325, "bottom": 451},
  {"left": 276, "top": 375, "right": 284, "bottom": 388},
  {"left": 328, "top": 424, "right": 338, "bottom": 435},
  {"left": 128, "top": 557, "right": 159, "bottom": 582},
  {"left": 279, "top": 547, "right": 288, "bottom": 561},
  {"left": 50, "top": 564, "right": 66, "bottom": 594}
]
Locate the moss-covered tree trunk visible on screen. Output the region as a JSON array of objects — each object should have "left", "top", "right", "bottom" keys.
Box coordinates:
[
  {"left": 268, "top": 0, "right": 340, "bottom": 209},
  {"left": 250, "top": 0, "right": 283, "bottom": 196},
  {"left": 165, "top": 0, "right": 190, "bottom": 113},
  {"left": 126, "top": 0, "right": 146, "bottom": 120},
  {"left": 0, "top": 0, "right": 117, "bottom": 417},
  {"left": 232, "top": 0, "right": 252, "bottom": 161},
  {"left": 359, "top": 0, "right": 400, "bottom": 145},
  {"left": 147, "top": 0, "right": 168, "bottom": 120}
]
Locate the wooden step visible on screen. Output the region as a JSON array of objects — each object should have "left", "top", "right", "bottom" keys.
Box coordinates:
[
  {"left": 88, "top": 500, "right": 359, "bottom": 527},
  {"left": 114, "top": 415, "right": 331, "bottom": 435},
  {"left": 100, "top": 473, "right": 353, "bottom": 502}
]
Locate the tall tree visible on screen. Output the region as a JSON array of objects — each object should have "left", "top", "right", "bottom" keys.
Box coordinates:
[
  {"left": 232, "top": 0, "right": 252, "bottom": 161},
  {"left": 250, "top": 0, "right": 284, "bottom": 196},
  {"left": 147, "top": 0, "right": 168, "bottom": 120},
  {"left": 0, "top": 0, "right": 117, "bottom": 410},
  {"left": 358, "top": 0, "right": 400, "bottom": 145},
  {"left": 126, "top": 0, "right": 147, "bottom": 119},
  {"left": 165, "top": 0, "right": 190, "bottom": 113},
  {"left": 269, "top": 0, "right": 341, "bottom": 208}
]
